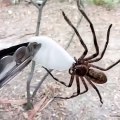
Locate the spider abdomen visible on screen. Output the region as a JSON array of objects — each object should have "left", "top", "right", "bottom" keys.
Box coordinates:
[{"left": 86, "top": 69, "right": 107, "bottom": 84}]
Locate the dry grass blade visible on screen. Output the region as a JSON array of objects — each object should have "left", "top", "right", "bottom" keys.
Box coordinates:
[
  {"left": 30, "top": 0, "right": 48, "bottom": 36},
  {"left": 0, "top": 99, "right": 27, "bottom": 106},
  {"left": 38, "top": 98, "right": 54, "bottom": 112},
  {"left": 27, "top": 96, "right": 53, "bottom": 120},
  {"left": 0, "top": 34, "right": 15, "bottom": 39}
]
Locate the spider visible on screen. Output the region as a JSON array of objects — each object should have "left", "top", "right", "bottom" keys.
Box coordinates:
[{"left": 43, "top": 0, "right": 120, "bottom": 104}]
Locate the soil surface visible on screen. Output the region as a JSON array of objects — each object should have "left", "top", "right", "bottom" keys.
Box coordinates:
[{"left": 0, "top": 0, "right": 120, "bottom": 120}]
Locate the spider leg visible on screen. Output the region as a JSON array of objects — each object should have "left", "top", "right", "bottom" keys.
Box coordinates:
[
  {"left": 79, "top": 77, "right": 88, "bottom": 94},
  {"left": 77, "top": 0, "right": 99, "bottom": 60},
  {"left": 54, "top": 75, "right": 80, "bottom": 99},
  {"left": 42, "top": 67, "right": 74, "bottom": 87},
  {"left": 85, "top": 76, "right": 103, "bottom": 104},
  {"left": 68, "top": 75, "right": 74, "bottom": 87},
  {"left": 54, "top": 76, "right": 89, "bottom": 99},
  {"left": 76, "top": 75, "right": 80, "bottom": 93},
  {"left": 62, "top": 11, "right": 88, "bottom": 58},
  {"left": 90, "top": 59, "right": 120, "bottom": 71},
  {"left": 89, "top": 24, "right": 112, "bottom": 63},
  {"left": 71, "top": 77, "right": 88, "bottom": 96}
]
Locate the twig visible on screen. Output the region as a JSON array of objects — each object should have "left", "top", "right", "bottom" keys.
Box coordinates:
[
  {"left": 38, "top": 98, "right": 54, "bottom": 112},
  {"left": 32, "top": 69, "right": 53, "bottom": 98},
  {"left": 18, "top": 32, "right": 35, "bottom": 39},
  {"left": 32, "top": 0, "right": 84, "bottom": 98},
  {"left": 28, "top": 99, "right": 47, "bottom": 120},
  {"left": 17, "top": 0, "right": 47, "bottom": 40},
  {"left": 0, "top": 34, "right": 15, "bottom": 39},
  {"left": 28, "top": 96, "right": 47, "bottom": 120},
  {"left": 0, "top": 99, "right": 27, "bottom": 106},
  {"left": 30, "top": 0, "right": 48, "bottom": 36},
  {"left": 28, "top": 96, "right": 54, "bottom": 120},
  {"left": 23, "top": 0, "right": 48, "bottom": 110},
  {"left": 110, "top": 115, "right": 120, "bottom": 117}
]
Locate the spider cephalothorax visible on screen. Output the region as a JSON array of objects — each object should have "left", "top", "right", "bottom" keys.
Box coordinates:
[{"left": 69, "top": 58, "right": 89, "bottom": 76}]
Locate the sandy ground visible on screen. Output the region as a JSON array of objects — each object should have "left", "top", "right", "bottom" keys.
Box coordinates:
[{"left": 0, "top": 0, "right": 120, "bottom": 120}]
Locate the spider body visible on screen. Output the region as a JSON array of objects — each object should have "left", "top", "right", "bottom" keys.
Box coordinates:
[{"left": 69, "top": 59, "right": 107, "bottom": 84}]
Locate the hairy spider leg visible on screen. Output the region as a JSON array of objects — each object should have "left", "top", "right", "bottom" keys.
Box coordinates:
[
  {"left": 85, "top": 76, "right": 103, "bottom": 103},
  {"left": 49, "top": 69, "right": 103, "bottom": 104},
  {"left": 43, "top": 67, "right": 88, "bottom": 99},
  {"left": 54, "top": 76, "right": 89, "bottom": 99},
  {"left": 45, "top": 69, "right": 89, "bottom": 100},
  {"left": 56, "top": 74, "right": 103, "bottom": 104},
  {"left": 62, "top": 11, "right": 88, "bottom": 58},
  {"left": 55, "top": 75, "right": 81, "bottom": 99},
  {"left": 82, "top": 23, "right": 119, "bottom": 70},
  {"left": 90, "top": 59, "right": 120, "bottom": 71},
  {"left": 89, "top": 24, "right": 112, "bottom": 63},
  {"left": 77, "top": 0, "right": 99, "bottom": 60},
  {"left": 43, "top": 67, "right": 74, "bottom": 87}
]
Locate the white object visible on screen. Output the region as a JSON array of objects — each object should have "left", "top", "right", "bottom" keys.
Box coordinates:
[
  {"left": 0, "top": 56, "right": 16, "bottom": 80},
  {"left": 29, "top": 36, "right": 75, "bottom": 70}
]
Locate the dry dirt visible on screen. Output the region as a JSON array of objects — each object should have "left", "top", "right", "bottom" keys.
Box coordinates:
[{"left": 0, "top": 0, "right": 120, "bottom": 120}]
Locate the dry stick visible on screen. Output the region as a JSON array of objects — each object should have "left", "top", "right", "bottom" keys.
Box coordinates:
[
  {"left": 0, "top": 34, "right": 15, "bottom": 39},
  {"left": 16, "top": 0, "right": 47, "bottom": 39},
  {"left": 18, "top": 32, "right": 35, "bottom": 39},
  {"left": 28, "top": 97, "right": 54, "bottom": 120},
  {"left": 25, "top": 0, "right": 48, "bottom": 108},
  {"left": 27, "top": 96, "right": 47, "bottom": 120},
  {"left": 19, "top": 0, "right": 47, "bottom": 39},
  {"left": 32, "top": 0, "right": 84, "bottom": 98},
  {"left": 0, "top": 99, "right": 27, "bottom": 106},
  {"left": 30, "top": 0, "right": 48, "bottom": 36}
]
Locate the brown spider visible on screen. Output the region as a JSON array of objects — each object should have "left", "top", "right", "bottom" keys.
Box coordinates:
[{"left": 44, "top": 0, "right": 120, "bottom": 104}]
